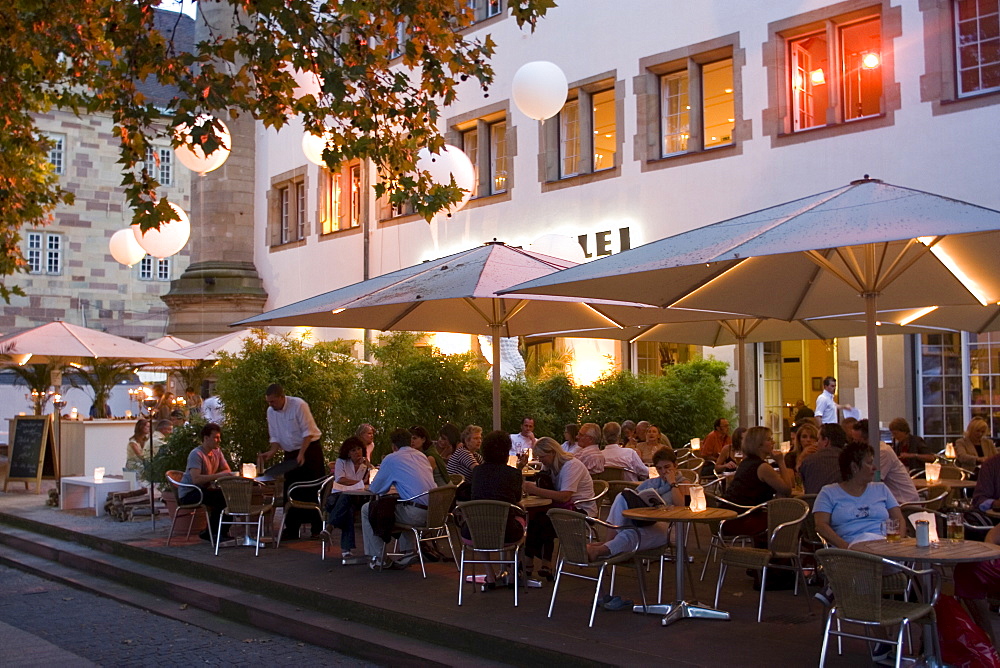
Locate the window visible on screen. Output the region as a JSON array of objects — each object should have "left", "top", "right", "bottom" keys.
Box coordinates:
[
  {"left": 469, "top": 0, "right": 502, "bottom": 22},
  {"left": 461, "top": 128, "right": 479, "bottom": 197},
  {"left": 145, "top": 146, "right": 173, "bottom": 186},
  {"left": 450, "top": 105, "right": 511, "bottom": 201},
  {"left": 350, "top": 163, "right": 362, "bottom": 227},
  {"left": 637, "top": 37, "right": 744, "bottom": 168},
  {"left": 139, "top": 256, "right": 171, "bottom": 281},
  {"left": 789, "top": 17, "right": 882, "bottom": 131},
  {"left": 764, "top": 3, "right": 900, "bottom": 141},
  {"left": 635, "top": 341, "right": 695, "bottom": 375},
  {"left": 489, "top": 120, "right": 507, "bottom": 193},
  {"left": 545, "top": 77, "right": 618, "bottom": 182},
  {"left": 46, "top": 133, "right": 66, "bottom": 175},
  {"left": 320, "top": 169, "right": 342, "bottom": 234},
  {"left": 918, "top": 332, "right": 965, "bottom": 449},
  {"left": 268, "top": 167, "right": 309, "bottom": 247},
  {"left": 956, "top": 0, "right": 1000, "bottom": 97},
  {"left": 26, "top": 231, "right": 62, "bottom": 275},
  {"left": 322, "top": 161, "right": 366, "bottom": 229}
]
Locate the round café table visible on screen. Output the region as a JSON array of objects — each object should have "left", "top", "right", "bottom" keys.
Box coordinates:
[
  {"left": 913, "top": 479, "right": 976, "bottom": 491},
  {"left": 520, "top": 495, "right": 552, "bottom": 509},
  {"left": 854, "top": 537, "right": 1000, "bottom": 668},
  {"left": 621, "top": 506, "right": 737, "bottom": 626}
]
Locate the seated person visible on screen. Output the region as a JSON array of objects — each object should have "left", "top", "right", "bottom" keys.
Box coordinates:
[
  {"left": 601, "top": 421, "right": 649, "bottom": 482},
  {"left": 850, "top": 419, "right": 920, "bottom": 505},
  {"left": 361, "top": 428, "right": 436, "bottom": 570},
  {"left": 411, "top": 425, "right": 448, "bottom": 487},
  {"left": 722, "top": 426, "right": 794, "bottom": 540},
  {"left": 955, "top": 524, "right": 1000, "bottom": 646},
  {"left": 888, "top": 417, "right": 936, "bottom": 472},
  {"left": 574, "top": 423, "right": 606, "bottom": 474},
  {"left": 813, "top": 441, "right": 903, "bottom": 548},
  {"left": 715, "top": 426, "right": 747, "bottom": 474},
  {"left": 956, "top": 416, "right": 998, "bottom": 469},
  {"left": 561, "top": 423, "right": 580, "bottom": 455},
  {"left": 125, "top": 418, "right": 150, "bottom": 475},
  {"left": 636, "top": 424, "right": 671, "bottom": 464},
  {"left": 326, "top": 436, "right": 370, "bottom": 558},
  {"left": 178, "top": 422, "right": 236, "bottom": 542},
  {"left": 446, "top": 424, "right": 483, "bottom": 480},
  {"left": 587, "top": 447, "right": 684, "bottom": 560},
  {"left": 799, "top": 423, "right": 849, "bottom": 494}
]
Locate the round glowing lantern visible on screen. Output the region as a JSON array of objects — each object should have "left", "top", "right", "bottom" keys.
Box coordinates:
[
  {"left": 109, "top": 228, "right": 147, "bottom": 267},
  {"left": 511, "top": 61, "right": 568, "bottom": 121},
  {"left": 302, "top": 131, "right": 332, "bottom": 166},
  {"left": 132, "top": 203, "right": 190, "bottom": 258},
  {"left": 416, "top": 145, "right": 476, "bottom": 214},
  {"left": 173, "top": 115, "right": 232, "bottom": 175}
]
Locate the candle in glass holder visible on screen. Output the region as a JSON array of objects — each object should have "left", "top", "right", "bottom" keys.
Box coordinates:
[
  {"left": 94, "top": 467, "right": 105, "bottom": 482},
  {"left": 925, "top": 461, "right": 941, "bottom": 483},
  {"left": 125, "top": 410, "right": 132, "bottom": 419},
  {"left": 70, "top": 407, "right": 78, "bottom": 419},
  {"left": 779, "top": 441, "right": 791, "bottom": 454},
  {"left": 945, "top": 442, "right": 956, "bottom": 459},
  {"left": 690, "top": 437, "right": 701, "bottom": 451},
  {"left": 689, "top": 484, "right": 707, "bottom": 512},
  {"left": 241, "top": 463, "right": 257, "bottom": 479}
]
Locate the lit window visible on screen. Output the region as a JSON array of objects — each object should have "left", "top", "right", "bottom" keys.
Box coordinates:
[
  {"left": 955, "top": 0, "right": 1000, "bottom": 97},
  {"left": 26, "top": 232, "right": 43, "bottom": 274},
  {"left": 489, "top": 120, "right": 507, "bottom": 194},
  {"left": 26, "top": 231, "right": 62, "bottom": 275},
  {"left": 350, "top": 164, "right": 362, "bottom": 227},
  {"left": 139, "top": 256, "right": 153, "bottom": 280},
  {"left": 296, "top": 182, "right": 307, "bottom": 241},
  {"left": 592, "top": 89, "right": 616, "bottom": 171},
  {"left": 454, "top": 111, "right": 508, "bottom": 199},
  {"left": 469, "top": 0, "right": 502, "bottom": 22},
  {"left": 660, "top": 58, "right": 733, "bottom": 155},
  {"left": 320, "top": 169, "right": 341, "bottom": 234},
  {"left": 46, "top": 134, "right": 66, "bottom": 175},
  {"left": 789, "top": 16, "right": 882, "bottom": 131},
  {"left": 559, "top": 99, "right": 580, "bottom": 178}
]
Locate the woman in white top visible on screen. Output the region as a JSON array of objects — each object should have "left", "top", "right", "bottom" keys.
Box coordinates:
[
  {"left": 521, "top": 437, "right": 596, "bottom": 581},
  {"left": 327, "top": 436, "right": 370, "bottom": 558}
]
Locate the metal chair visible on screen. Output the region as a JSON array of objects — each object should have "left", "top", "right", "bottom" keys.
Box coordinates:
[
  {"left": 546, "top": 508, "right": 651, "bottom": 627},
  {"left": 276, "top": 475, "right": 336, "bottom": 558},
  {"left": 165, "top": 470, "right": 212, "bottom": 546},
  {"left": 699, "top": 494, "right": 765, "bottom": 581},
  {"left": 815, "top": 548, "right": 940, "bottom": 668},
  {"left": 384, "top": 484, "right": 459, "bottom": 578},
  {"left": 714, "top": 497, "right": 811, "bottom": 622},
  {"left": 455, "top": 500, "right": 525, "bottom": 606},
  {"left": 215, "top": 477, "right": 275, "bottom": 557}
]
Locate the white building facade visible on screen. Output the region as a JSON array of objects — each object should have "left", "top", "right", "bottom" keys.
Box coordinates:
[{"left": 251, "top": 0, "right": 1000, "bottom": 447}]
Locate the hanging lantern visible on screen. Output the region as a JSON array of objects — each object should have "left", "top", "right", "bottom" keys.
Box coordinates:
[
  {"left": 109, "top": 228, "right": 146, "bottom": 267},
  {"left": 302, "top": 131, "right": 332, "bottom": 167},
  {"left": 132, "top": 203, "right": 190, "bottom": 258},
  {"left": 416, "top": 145, "right": 476, "bottom": 214},
  {"left": 173, "top": 115, "right": 232, "bottom": 175},
  {"left": 512, "top": 61, "right": 568, "bottom": 121}
]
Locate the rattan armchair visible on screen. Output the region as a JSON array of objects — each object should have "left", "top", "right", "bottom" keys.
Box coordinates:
[
  {"left": 165, "top": 470, "right": 212, "bottom": 546},
  {"left": 546, "top": 508, "right": 651, "bottom": 627},
  {"left": 455, "top": 500, "right": 525, "bottom": 606},
  {"left": 215, "top": 477, "right": 275, "bottom": 557},
  {"left": 713, "top": 497, "right": 811, "bottom": 622},
  {"left": 815, "top": 548, "right": 940, "bottom": 668}
]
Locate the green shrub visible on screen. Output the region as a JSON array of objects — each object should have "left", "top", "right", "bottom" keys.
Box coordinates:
[{"left": 149, "top": 416, "right": 207, "bottom": 492}]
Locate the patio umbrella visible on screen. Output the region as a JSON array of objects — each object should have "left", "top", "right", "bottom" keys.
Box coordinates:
[
  {"left": 234, "top": 241, "right": 709, "bottom": 430},
  {"left": 146, "top": 335, "right": 195, "bottom": 351},
  {"left": 504, "top": 177, "right": 1000, "bottom": 466},
  {"left": 0, "top": 321, "right": 190, "bottom": 365},
  {"left": 531, "top": 316, "right": 934, "bottom": 428},
  {"left": 173, "top": 329, "right": 285, "bottom": 361}
]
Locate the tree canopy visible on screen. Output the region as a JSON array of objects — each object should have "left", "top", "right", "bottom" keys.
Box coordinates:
[{"left": 0, "top": 0, "right": 555, "bottom": 301}]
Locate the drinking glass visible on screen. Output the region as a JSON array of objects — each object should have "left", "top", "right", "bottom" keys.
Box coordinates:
[
  {"left": 947, "top": 512, "right": 965, "bottom": 541},
  {"left": 883, "top": 518, "right": 901, "bottom": 542}
]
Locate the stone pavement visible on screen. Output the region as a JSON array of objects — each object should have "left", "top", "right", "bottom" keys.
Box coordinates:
[
  {"left": 0, "top": 564, "right": 375, "bottom": 667},
  {"left": 0, "top": 482, "right": 957, "bottom": 667}
]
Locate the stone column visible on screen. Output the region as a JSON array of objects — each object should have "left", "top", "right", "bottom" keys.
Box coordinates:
[{"left": 162, "top": 4, "right": 266, "bottom": 341}]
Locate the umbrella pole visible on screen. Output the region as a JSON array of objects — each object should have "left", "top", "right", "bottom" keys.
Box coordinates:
[
  {"left": 865, "top": 292, "right": 881, "bottom": 476},
  {"left": 737, "top": 335, "right": 750, "bottom": 429},
  {"left": 491, "top": 323, "right": 502, "bottom": 431}
]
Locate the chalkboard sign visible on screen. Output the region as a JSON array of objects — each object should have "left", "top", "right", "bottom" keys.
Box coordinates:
[{"left": 4, "top": 415, "right": 55, "bottom": 493}]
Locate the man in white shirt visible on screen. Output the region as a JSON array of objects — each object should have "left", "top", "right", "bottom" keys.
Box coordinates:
[
  {"left": 851, "top": 419, "right": 920, "bottom": 505},
  {"left": 258, "top": 383, "right": 326, "bottom": 540},
  {"left": 509, "top": 416, "right": 536, "bottom": 456},
  {"left": 361, "top": 428, "right": 436, "bottom": 569},
  {"left": 575, "top": 423, "right": 605, "bottom": 475},
  {"left": 814, "top": 376, "right": 841, "bottom": 424},
  {"left": 600, "top": 422, "right": 649, "bottom": 482}
]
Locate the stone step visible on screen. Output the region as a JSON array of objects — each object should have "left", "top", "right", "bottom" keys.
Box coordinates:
[{"left": 0, "top": 525, "right": 508, "bottom": 668}]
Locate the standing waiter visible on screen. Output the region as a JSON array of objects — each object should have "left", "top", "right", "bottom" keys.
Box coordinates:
[{"left": 258, "top": 383, "right": 325, "bottom": 541}]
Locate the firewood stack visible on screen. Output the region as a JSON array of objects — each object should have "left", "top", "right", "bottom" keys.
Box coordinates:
[{"left": 104, "top": 489, "right": 150, "bottom": 521}]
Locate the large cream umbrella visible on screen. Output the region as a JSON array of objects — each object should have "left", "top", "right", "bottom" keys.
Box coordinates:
[
  {"left": 504, "top": 178, "right": 1000, "bottom": 466},
  {"left": 235, "top": 241, "right": 716, "bottom": 430},
  {"left": 0, "top": 321, "right": 191, "bottom": 366}
]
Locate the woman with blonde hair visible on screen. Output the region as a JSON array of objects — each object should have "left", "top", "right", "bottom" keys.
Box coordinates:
[
  {"left": 955, "top": 416, "right": 997, "bottom": 469},
  {"left": 723, "top": 426, "right": 795, "bottom": 541},
  {"left": 521, "top": 437, "right": 596, "bottom": 582},
  {"left": 787, "top": 421, "right": 820, "bottom": 471},
  {"left": 125, "top": 418, "right": 151, "bottom": 474}
]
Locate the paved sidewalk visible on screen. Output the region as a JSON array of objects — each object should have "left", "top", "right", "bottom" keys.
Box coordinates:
[{"left": 0, "top": 618, "right": 96, "bottom": 668}]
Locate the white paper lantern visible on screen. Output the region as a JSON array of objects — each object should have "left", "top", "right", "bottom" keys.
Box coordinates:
[
  {"left": 132, "top": 203, "right": 190, "bottom": 258},
  {"left": 512, "top": 61, "right": 568, "bottom": 121},
  {"left": 109, "top": 228, "right": 146, "bottom": 267},
  {"left": 416, "top": 145, "right": 476, "bottom": 214},
  {"left": 173, "top": 115, "right": 232, "bottom": 175},
  {"left": 302, "top": 131, "right": 331, "bottom": 166}
]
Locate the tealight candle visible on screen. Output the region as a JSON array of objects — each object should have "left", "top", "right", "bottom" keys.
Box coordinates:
[
  {"left": 925, "top": 461, "right": 941, "bottom": 483},
  {"left": 94, "top": 467, "right": 105, "bottom": 482},
  {"left": 945, "top": 443, "right": 956, "bottom": 459},
  {"left": 241, "top": 463, "right": 257, "bottom": 479},
  {"left": 690, "top": 437, "right": 701, "bottom": 451},
  {"left": 689, "top": 484, "right": 707, "bottom": 512}
]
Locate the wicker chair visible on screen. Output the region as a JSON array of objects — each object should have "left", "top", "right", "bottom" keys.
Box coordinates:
[
  {"left": 165, "top": 470, "right": 212, "bottom": 546},
  {"left": 815, "top": 548, "right": 940, "bottom": 668},
  {"left": 593, "top": 466, "right": 626, "bottom": 482},
  {"left": 448, "top": 473, "right": 465, "bottom": 486},
  {"left": 276, "top": 475, "right": 336, "bottom": 558},
  {"left": 546, "top": 508, "right": 651, "bottom": 627},
  {"left": 215, "top": 477, "right": 275, "bottom": 556},
  {"left": 384, "top": 484, "right": 458, "bottom": 578},
  {"left": 575, "top": 479, "right": 608, "bottom": 514},
  {"left": 713, "top": 497, "right": 810, "bottom": 622},
  {"left": 455, "top": 500, "right": 525, "bottom": 606}
]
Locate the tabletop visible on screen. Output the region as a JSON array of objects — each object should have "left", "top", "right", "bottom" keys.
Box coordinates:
[
  {"left": 521, "top": 495, "right": 552, "bottom": 509},
  {"left": 622, "top": 506, "right": 737, "bottom": 523},
  {"left": 914, "top": 478, "right": 977, "bottom": 489},
  {"left": 853, "top": 538, "right": 1000, "bottom": 564}
]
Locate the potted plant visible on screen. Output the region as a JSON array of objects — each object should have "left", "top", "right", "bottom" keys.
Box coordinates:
[{"left": 150, "top": 416, "right": 208, "bottom": 533}]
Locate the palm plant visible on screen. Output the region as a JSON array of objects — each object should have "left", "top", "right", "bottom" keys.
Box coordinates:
[
  {"left": 6, "top": 360, "right": 67, "bottom": 414},
  {"left": 67, "top": 358, "right": 135, "bottom": 418}
]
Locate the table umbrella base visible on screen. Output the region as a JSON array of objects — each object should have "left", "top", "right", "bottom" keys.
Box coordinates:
[{"left": 632, "top": 600, "right": 730, "bottom": 625}]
